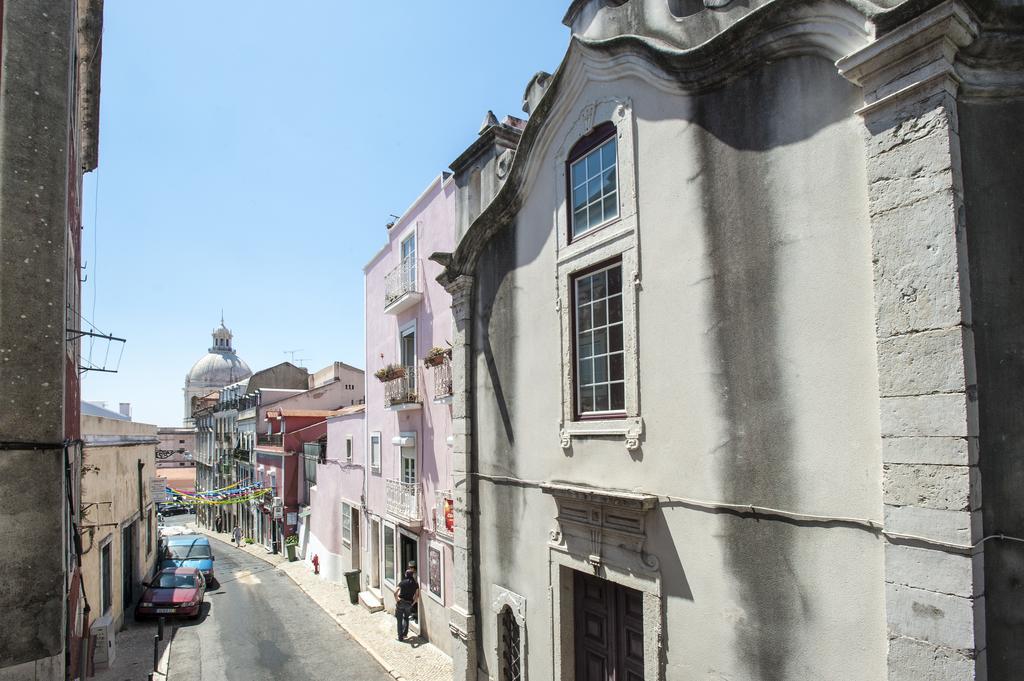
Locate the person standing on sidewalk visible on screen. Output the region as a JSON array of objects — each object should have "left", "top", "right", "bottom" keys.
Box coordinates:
[
  {"left": 393, "top": 569, "right": 419, "bottom": 641},
  {"left": 232, "top": 525, "right": 243, "bottom": 548}
]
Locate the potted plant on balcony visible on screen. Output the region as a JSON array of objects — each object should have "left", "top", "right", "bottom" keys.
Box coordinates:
[
  {"left": 374, "top": 364, "right": 406, "bottom": 382},
  {"left": 423, "top": 346, "right": 451, "bottom": 367},
  {"left": 284, "top": 534, "right": 299, "bottom": 562}
]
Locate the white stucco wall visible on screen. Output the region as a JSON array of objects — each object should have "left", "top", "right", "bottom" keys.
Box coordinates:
[{"left": 468, "top": 50, "right": 886, "bottom": 681}]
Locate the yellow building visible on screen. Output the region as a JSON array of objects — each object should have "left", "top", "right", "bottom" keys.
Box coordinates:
[{"left": 79, "top": 405, "right": 159, "bottom": 669}]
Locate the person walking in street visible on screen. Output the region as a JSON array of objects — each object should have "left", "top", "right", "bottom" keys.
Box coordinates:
[
  {"left": 232, "top": 525, "right": 243, "bottom": 548},
  {"left": 393, "top": 568, "right": 419, "bottom": 642}
]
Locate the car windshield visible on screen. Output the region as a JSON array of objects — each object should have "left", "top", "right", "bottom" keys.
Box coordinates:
[
  {"left": 154, "top": 573, "right": 197, "bottom": 589},
  {"left": 165, "top": 544, "right": 211, "bottom": 559}
]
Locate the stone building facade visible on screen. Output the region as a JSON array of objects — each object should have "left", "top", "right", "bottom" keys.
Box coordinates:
[
  {"left": 79, "top": 413, "right": 159, "bottom": 671},
  {"left": 0, "top": 2, "right": 103, "bottom": 679},
  {"left": 437, "top": 1, "right": 1024, "bottom": 680}
]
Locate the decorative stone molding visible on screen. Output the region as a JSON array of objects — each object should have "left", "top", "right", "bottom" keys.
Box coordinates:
[
  {"left": 491, "top": 585, "right": 526, "bottom": 621},
  {"left": 542, "top": 482, "right": 659, "bottom": 574},
  {"left": 836, "top": 1, "right": 978, "bottom": 115}
]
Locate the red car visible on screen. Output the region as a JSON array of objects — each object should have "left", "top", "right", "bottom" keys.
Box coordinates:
[{"left": 135, "top": 567, "right": 207, "bottom": 619}]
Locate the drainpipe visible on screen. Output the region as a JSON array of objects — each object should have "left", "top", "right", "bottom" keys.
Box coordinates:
[{"left": 442, "top": 274, "right": 477, "bottom": 681}]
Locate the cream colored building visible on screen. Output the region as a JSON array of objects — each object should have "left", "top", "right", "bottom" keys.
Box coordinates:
[{"left": 79, "top": 407, "right": 159, "bottom": 669}]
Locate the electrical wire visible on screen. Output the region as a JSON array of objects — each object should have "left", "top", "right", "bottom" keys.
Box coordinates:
[{"left": 470, "top": 472, "right": 1024, "bottom": 554}]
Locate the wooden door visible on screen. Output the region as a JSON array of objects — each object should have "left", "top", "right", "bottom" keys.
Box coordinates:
[{"left": 573, "top": 571, "right": 644, "bottom": 681}]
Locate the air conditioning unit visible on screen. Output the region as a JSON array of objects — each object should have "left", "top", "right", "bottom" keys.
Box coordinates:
[
  {"left": 271, "top": 497, "right": 283, "bottom": 507},
  {"left": 91, "top": 615, "right": 115, "bottom": 668}
]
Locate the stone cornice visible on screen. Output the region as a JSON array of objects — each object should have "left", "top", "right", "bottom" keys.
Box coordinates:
[{"left": 837, "top": 0, "right": 979, "bottom": 111}]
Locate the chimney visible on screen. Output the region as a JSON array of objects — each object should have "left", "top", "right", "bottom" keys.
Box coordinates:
[{"left": 119, "top": 402, "right": 131, "bottom": 419}]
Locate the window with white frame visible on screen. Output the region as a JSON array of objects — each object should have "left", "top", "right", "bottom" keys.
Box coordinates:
[
  {"left": 383, "top": 522, "right": 396, "bottom": 584},
  {"left": 370, "top": 432, "right": 381, "bottom": 472},
  {"left": 555, "top": 100, "right": 642, "bottom": 452},
  {"left": 568, "top": 121, "right": 618, "bottom": 241},
  {"left": 341, "top": 502, "right": 352, "bottom": 546},
  {"left": 345, "top": 436, "right": 353, "bottom": 463},
  {"left": 573, "top": 261, "right": 625, "bottom": 417}
]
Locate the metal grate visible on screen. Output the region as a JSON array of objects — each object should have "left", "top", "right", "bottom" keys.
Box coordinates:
[{"left": 501, "top": 607, "right": 521, "bottom": 681}]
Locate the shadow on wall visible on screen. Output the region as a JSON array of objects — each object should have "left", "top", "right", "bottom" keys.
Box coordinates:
[
  {"left": 960, "top": 98, "right": 1024, "bottom": 681},
  {"left": 690, "top": 55, "right": 864, "bottom": 680}
]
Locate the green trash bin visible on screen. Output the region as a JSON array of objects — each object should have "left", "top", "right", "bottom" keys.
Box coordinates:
[
  {"left": 344, "top": 570, "right": 361, "bottom": 605},
  {"left": 286, "top": 543, "right": 297, "bottom": 562}
]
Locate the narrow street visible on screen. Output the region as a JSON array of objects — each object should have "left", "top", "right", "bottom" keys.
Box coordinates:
[{"left": 165, "top": 535, "right": 390, "bottom": 681}]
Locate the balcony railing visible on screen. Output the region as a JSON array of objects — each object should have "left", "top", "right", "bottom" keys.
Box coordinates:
[
  {"left": 384, "top": 366, "right": 419, "bottom": 409},
  {"left": 434, "top": 489, "right": 454, "bottom": 539},
  {"left": 431, "top": 355, "right": 453, "bottom": 402},
  {"left": 256, "top": 433, "right": 283, "bottom": 447},
  {"left": 385, "top": 479, "right": 422, "bottom": 524},
  {"left": 383, "top": 258, "right": 422, "bottom": 314}
]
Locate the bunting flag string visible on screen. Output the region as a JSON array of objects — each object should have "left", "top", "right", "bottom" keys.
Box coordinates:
[{"left": 164, "top": 481, "right": 271, "bottom": 506}]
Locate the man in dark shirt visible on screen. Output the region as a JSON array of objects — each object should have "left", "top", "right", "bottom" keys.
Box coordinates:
[{"left": 394, "top": 569, "right": 419, "bottom": 641}]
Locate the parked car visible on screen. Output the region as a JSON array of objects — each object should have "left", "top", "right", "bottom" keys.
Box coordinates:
[
  {"left": 161, "top": 535, "right": 215, "bottom": 583},
  {"left": 135, "top": 567, "right": 206, "bottom": 619},
  {"left": 158, "top": 502, "right": 192, "bottom": 516}
]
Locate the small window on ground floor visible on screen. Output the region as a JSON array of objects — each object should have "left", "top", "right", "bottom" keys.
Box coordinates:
[{"left": 341, "top": 502, "right": 352, "bottom": 546}]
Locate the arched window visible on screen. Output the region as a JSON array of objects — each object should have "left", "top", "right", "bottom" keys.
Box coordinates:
[
  {"left": 500, "top": 605, "right": 522, "bottom": 681},
  {"left": 567, "top": 121, "right": 618, "bottom": 242}
]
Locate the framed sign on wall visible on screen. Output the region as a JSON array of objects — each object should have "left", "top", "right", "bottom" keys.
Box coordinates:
[{"left": 427, "top": 542, "right": 444, "bottom": 603}]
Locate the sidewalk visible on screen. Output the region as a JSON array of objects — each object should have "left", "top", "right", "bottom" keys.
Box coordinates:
[
  {"left": 90, "top": 613, "right": 172, "bottom": 681},
  {"left": 193, "top": 524, "right": 453, "bottom": 681}
]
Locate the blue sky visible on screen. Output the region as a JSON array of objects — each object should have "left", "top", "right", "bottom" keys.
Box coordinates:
[{"left": 81, "top": 2, "right": 569, "bottom": 426}]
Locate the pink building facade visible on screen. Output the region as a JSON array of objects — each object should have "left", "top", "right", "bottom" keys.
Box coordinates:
[
  {"left": 361, "top": 173, "right": 457, "bottom": 654},
  {"left": 305, "top": 405, "right": 366, "bottom": 583}
]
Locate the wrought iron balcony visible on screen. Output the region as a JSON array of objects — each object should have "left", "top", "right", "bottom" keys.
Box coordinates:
[
  {"left": 434, "top": 489, "right": 454, "bottom": 539},
  {"left": 385, "top": 479, "right": 422, "bottom": 526},
  {"left": 383, "top": 257, "right": 422, "bottom": 314},
  {"left": 384, "top": 366, "right": 420, "bottom": 411},
  {"left": 431, "top": 355, "right": 453, "bottom": 403},
  {"left": 256, "top": 432, "right": 283, "bottom": 447}
]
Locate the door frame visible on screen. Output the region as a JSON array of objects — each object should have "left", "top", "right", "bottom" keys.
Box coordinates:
[{"left": 549, "top": 551, "right": 662, "bottom": 681}]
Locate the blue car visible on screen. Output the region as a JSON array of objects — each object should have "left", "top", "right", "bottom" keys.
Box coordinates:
[{"left": 161, "top": 536, "right": 215, "bottom": 583}]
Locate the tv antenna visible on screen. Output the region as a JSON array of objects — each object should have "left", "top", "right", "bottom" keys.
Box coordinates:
[{"left": 283, "top": 349, "right": 308, "bottom": 367}]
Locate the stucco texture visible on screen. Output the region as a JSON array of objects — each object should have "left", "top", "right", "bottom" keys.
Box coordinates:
[{"left": 470, "top": 53, "right": 886, "bottom": 680}]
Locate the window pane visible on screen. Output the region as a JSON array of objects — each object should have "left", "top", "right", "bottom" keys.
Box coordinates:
[
  {"left": 608, "top": 294, "right": 622, "bottom": 323},
  {"left": 608, "top": 267, "right": 621, "bottom": 294},
  {"left": 578, "top": 304, "right": 592, "bottom": 332},
  {"left": 578, "top": 330, "right": 594, "bottom": 359},
  {"left": 573, "top": 208, "right": 588, "bottom": 235},
  {"left": 588, "top": 204, "right": 603, "bottom": 229},
  {"left": 592, "top": 328, "right": 608, "bottom": 356},
  {"left": 594, "top": 384, "right": 610, "bottom": 412},
  {"left": 609, "top": 324, "right": 623, "bottom": 352},
  {"left": 579, "top": 358, "right": 593, "bottom": 386},
  {"left": 594, "top": 356, "right": 607, "bottom": 383},
  {"left": 580, "top": 385, "right": 595, "bottom": 413},
  {"left": 586, "top": 151, "right": 601, "bottom": 178},
  {"left": 601, "top": 139, "right": 616, "bottom": 169},
  {"left": 602, "top": 167, "right": 616, "bottom": 194},
  {"left": 572, "top": 185, "right": 587, "bottom": 211},
  {"left": 571, "top": 158, "right": 586, "bottom": 188},
  {"left": 609, "top": 353, "right": 624, "bottom": 381},
  {"left": 586, "top": 179, "right": 602, "bottom": 206},
  {"left": 610, "top": 382, "right": 625, "bottom": 411},
  {"left": 384, "top": 526, "right": 395, "bottom": 582},
  {"left": 593, "top": 299, "right": 607, "bottom": 327},
  {"left": 593, "top": 271, "right": 607, "bottom": 299},
  {"left": 576, "top": 276, "right": 592, "bottom": 305},
  {"left": 603, "top": 193, "right": 618, "bottom": 222}
]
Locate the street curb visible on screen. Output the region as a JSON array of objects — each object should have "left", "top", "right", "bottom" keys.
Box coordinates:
[{"left": 193, "top": 526, "right": 408, "bottom": 681}]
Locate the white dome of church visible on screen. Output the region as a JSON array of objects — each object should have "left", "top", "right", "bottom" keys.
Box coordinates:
[{"left": 182, "top": 317, "right": 252, "bottom": 425}]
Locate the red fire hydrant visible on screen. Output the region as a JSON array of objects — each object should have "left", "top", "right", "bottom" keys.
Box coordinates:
[{"left": 311, "top": 553, "right": 320, "bottom": 575}]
